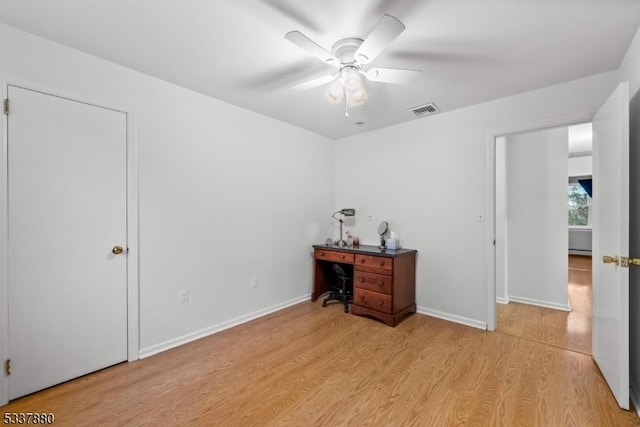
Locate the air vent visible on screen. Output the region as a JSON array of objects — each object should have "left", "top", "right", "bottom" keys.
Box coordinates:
[{"left": 409, "top": 102, "right": 440, "bottom": 118}]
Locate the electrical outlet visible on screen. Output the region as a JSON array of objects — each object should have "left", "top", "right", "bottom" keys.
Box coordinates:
[
  {"left": 251, "top": 274, "right": 258, "bottom": 288},
  {"left": 179, "top": 289, "right": 190, "bottom": 304}
]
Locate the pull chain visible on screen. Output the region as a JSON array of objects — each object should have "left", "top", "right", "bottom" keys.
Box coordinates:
[{"left": 344, "top": 88, "right": 350, "bottom": 117}]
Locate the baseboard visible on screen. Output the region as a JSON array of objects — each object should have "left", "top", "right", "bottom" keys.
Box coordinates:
[
  {"left": 496, "top": 297, "right": 510, "bottom": 304},
  {"left": 508, "top": 295, "right": 571, "bottom": 312},
  {"left": 139, "top": 294, "right": 310, "bottom": 359},
  {"left": 417, "top": 306, "right": 487, "bottom": 330},
  {"left": 568, "top": 249, "right": 592, "bottom": 256},
  {"left": 631, "top": 380, "right": 640, "bottom": 417}
]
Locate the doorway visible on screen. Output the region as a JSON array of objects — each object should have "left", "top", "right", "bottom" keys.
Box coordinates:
[
  {"left": 0, "top": 82, "right": 139, "bottom": 405},
  {"left": 485, "top": 82, "right": 632, "bottom": 409},
  {"left": 493, "top": 123, "right": 593, "bottom": 354}
]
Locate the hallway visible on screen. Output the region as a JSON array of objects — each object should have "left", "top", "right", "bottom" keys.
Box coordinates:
[{"left": 496, "top": 255, "right": 592, "bottom": 354}]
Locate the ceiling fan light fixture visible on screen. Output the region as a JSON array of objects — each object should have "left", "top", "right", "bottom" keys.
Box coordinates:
[
  {"left": 326, "top": 79, "right": 344, "bottom": 103},
  {"left": 340, "top": 67, "right": 362, "bottom": 93},
  {"left": 347, "top": 85, "right": 367, "bottom": 107}
]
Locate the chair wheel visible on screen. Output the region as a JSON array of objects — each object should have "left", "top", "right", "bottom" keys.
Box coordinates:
[
  {"left": 322, "top": 300, "right": 327, "bottom": 307},
  {"left": 344, "top": 307, "right": 349, "bottom": 313}
]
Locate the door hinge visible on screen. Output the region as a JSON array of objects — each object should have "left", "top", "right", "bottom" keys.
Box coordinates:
[
  {"left": 3, "top": 99, "right": 8, "bottom": 115},
  {"left": 4, "top": 359, "right": 11, "bottom": 376}
]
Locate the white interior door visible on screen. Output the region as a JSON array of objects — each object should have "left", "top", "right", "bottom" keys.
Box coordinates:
[
  {"left": 7, "top": 86, "right": 128, "bottom": 399},
  {"left": 592, "top": 81, "right": 630, "bottom": 410}
]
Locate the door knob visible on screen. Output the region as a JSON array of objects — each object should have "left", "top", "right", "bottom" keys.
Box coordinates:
[
  {"left": 112, "top": 246, "right": 124, "bottom": 255},
  {"left": 602, "top": 255, "right": 620, "bottom": 266}
]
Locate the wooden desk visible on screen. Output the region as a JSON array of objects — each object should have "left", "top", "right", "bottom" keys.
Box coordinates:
[{"left": 312, "top": 244, "right": 417, "bottom": 326}]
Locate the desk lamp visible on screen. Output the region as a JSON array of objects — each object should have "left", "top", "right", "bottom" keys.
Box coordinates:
[
  {"left": 331, "top": 208, "right": 356, "bottom": 247},
  {"left": 378, "top": 220, "right": 389, "bottom": 249}
]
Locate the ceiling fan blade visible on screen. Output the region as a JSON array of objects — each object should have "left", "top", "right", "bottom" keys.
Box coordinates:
[
  {"left": 354, "top": 15, "right": 406, "bottom": 64},
  {"left": 285, "top": 31, "right": 340, "bottom": 67},
  {"left": 364, "top": 68, "right": 421, "bottom": 84},
  {"left": 290, "top": 74, "right": 337, "bottom": 90}
]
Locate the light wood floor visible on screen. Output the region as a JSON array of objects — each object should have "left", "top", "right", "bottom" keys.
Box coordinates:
[
  {"left": 4, "top": 299, "right": 639, "bottom": 426},
  {"left": 497, "top": 255, "right": 592, "bottom": 354}
]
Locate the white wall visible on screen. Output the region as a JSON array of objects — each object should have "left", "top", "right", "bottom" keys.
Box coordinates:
[
  {"left": 620, "top": 22, "right": 640, "bottom": 411},
  {"left": 568, "top": 228, "right": 592, "bottom": 254},
  {"left": 568, "top": 156, "right": 592, "bottom": 177},
  {"left": 505, "top": 127, "right": 569, "bottom": 310},
  {"left": 0, "top": 24, "right": 334, "bottom": 355},
  {"left": 334, "top": 70, "right": 620, "bottom": 326}
]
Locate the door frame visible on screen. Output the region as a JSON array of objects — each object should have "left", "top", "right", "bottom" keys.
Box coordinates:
[
  {"left": 485, "top": 112, "right": 595, "bottom": 331},
  {"left": 0, "top": 77, "right": 140, "bottom": 406}
]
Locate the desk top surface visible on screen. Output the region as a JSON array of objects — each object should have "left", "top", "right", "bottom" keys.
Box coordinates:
[{"left": 313, "top": 244, "right": 416, "bottom": 257}]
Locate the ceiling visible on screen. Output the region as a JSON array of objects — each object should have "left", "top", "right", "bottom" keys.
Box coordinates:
[{"left": 1, "top": 1, "right": 640, "bottom": 139}]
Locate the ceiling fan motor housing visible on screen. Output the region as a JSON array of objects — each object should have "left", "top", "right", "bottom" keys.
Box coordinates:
[{"left": 332, "top": 38, "right": 364, "bottom": 65}]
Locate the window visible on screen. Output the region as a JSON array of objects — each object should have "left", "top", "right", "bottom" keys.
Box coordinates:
[{"left": 568, "top": 183, "right": 591, "bottom": 226}]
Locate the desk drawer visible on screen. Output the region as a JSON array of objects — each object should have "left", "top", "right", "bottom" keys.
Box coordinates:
[
  {"left": 354, "top": 288, "right": 392, "bottom": 314},
  {"left": 354, "top": 271, "right": 392, "bottom": 295},
  {"left": 355, "top": 254, "right": 392, "bottom": 271},
  {"left": 314, "top": 249, "right": 354, "bottom": 264}
]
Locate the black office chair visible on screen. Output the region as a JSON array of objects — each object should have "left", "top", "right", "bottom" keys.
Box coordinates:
[{"left": 322, "top": 264, "right": 353, "bottom": 313}]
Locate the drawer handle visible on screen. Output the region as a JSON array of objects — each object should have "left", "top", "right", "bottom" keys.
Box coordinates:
[
  {"left": 320, "top": 252, "right": 325, "bottom": 256},
  {"left": 379, "top": 261, "right": 385, "bottom": 267},
  {"left": 378, "top": 280, "right": 384, "bottom": 286},
  {"left": 360, "top": 277, "right": 365, "bottom": 282},
  {"left": 378, "top": 300, "right": 384, "bottom": 306},
  {"left": 360, "top": 258, "right": 366, "bottom": 263},
  {"left": 341, "top": 255, "right": 345, "bottom": 259},
  {"left": 360, "top": 296, "right": 365, "bottom": 302}
]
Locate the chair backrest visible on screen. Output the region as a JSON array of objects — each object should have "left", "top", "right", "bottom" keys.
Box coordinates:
[{"left": 332, "top": 263, "right": 348, "bottom": 280}]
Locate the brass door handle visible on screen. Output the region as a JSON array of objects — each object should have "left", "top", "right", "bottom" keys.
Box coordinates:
[
  {"left": 603, "top": 255, "right": 640, "bottom": 267},
  {"left": 620, "top": 257, "right": 640, "bottom": 267},
  {"left": 112, "top": 246, "right": 124, "bottom": 255}
]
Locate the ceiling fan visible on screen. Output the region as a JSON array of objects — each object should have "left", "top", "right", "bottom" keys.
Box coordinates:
[{"left": 285, "top": 14, "right": 421, "bottom": 115}]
